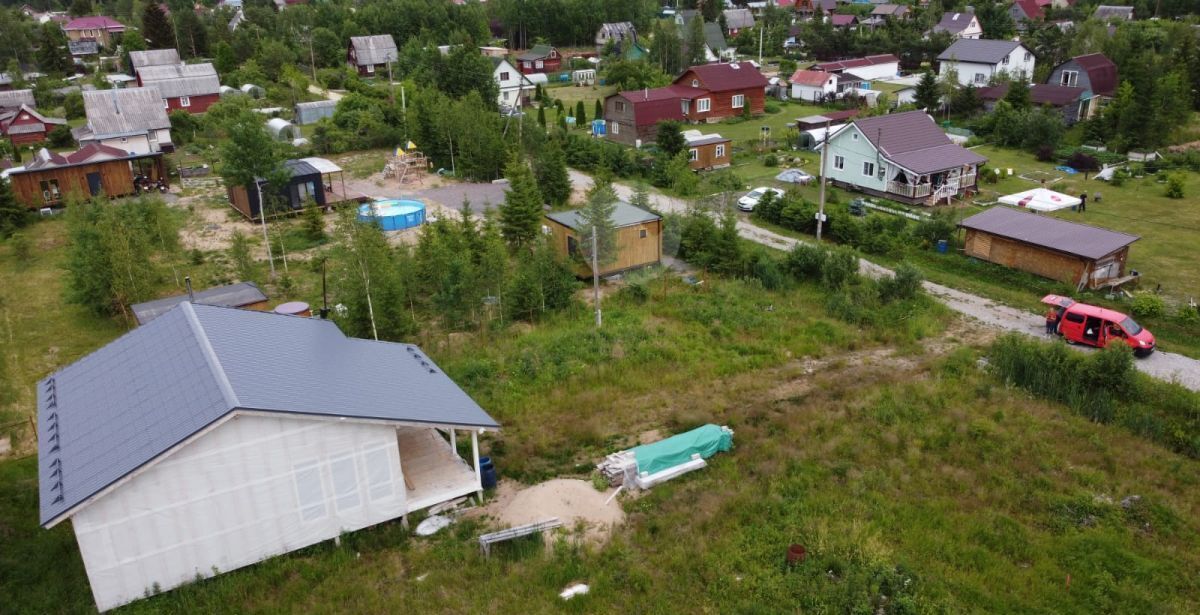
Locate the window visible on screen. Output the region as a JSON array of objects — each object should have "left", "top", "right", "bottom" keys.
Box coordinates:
[
  {"left": 612, "top": 122, "right": 619, "bottom": 135},
  {"left": 974, "top": 73, "right": 986, "bottom": 84},
  {"left": 878, "top": 166, "right": 886, "bottom": 181},
  {"left": 366, "top": 64, "right": 375, "bottom": 74},
  {"left": 851, "top": 132, "right": 858, "bottom": 141},
  {"left": 293, "top": 461, "right": 327, "bottom": 522},
  {"left": 715, "top": 144, "right": 725, "bottom": 158},
  {"left": 567, "top": 235, "right": 579, "bottom": 256},
  {"left": 330, "top": 456, "right": 361, "bottom": 512},
  {"left": 1065, "top": 312, "right": 1085, "bottom": 324},
  {"left": 362, "top": 446, "right": 393, "bottom": 500},
  {"left": 499, "top": 71, "right": 509, "bottom": 81},
  {"left": 732, "top": 94, "right": 745, "bottom": 108},
  {"left": 502, "top": 91, "right": 510, "bottom": 100},
  {"left": 863, "top": 161, "right": 875, "bottom": 177},
  {"left": 179, "top": 96, "right": 190, "bottom": 108},
  {"left": 697, "top": 98, "right": 711, "bottom": 112},
  {"left": 1060, "top": 70, "right": 1078, "bottom": 87},
  {"left": 1024, "top": 52, "right": 1032, "bottom": 62},
  {"left": 40, "top": 180, "right": 60, "bottom": 202},
  {"left": 615, "top": 101, "right": 626, "bottom": 113},
  {"left": 691, "top": 79, "right": 700, "bottom": 88},
  {"left": 163, "top": 99, "right": 169, "bottom": 109},
  {"left": 833, "top": 155, "right": 844, "bottom": 170},
  {"left": 1001, "top": 56, "right": 1009, "bottom": 65},
  {"left": 535, "top": 60, "right": 543, "bottom": 69},
  {"left": 639, "top": 229, "right": 648, "bottom": 238},
  {"left": 688, "top": 148, "right": 698, "bottom": 161}
]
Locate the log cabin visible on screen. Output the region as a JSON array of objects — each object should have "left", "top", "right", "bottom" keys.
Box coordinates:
[
  {"left": 7, "top": 144, "right": 166, "bottom": 208},
  {"left": 135, "top": 63, "right": 221, "bottom": 114},
  {"left": 0, "top": 104, "right": 66, "bottom": 146},
  {"left": 683, "top": 130, "right": 731, "bottom": 171}
]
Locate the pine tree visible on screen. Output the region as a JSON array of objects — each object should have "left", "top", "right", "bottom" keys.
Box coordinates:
[
  {"left": 594, "top": 99, "right": 602, "bottom": 123},
  {"left": 36, "top": 22, "right": 71, "bottom": 75},
  {"left": 303, "top": 199, "right": 326, "bottom": 242},
  {"left": 506, "top": 236, "right": 578, "bottom": 321},
  {"left": 575, "top": 100, "right": 586, "bottom": 126},
  {"left": 1003, "top": 79, "right": 1031, "bottom": 110},
  {"left": 537, "top": 105, "right": 546, "bottom": 128},
  {"left": 576, "top": 176, "right": 619, "bottom": 268},
  {"left": 656, "top": 120, "right": 686, "bottom": 156},
  {"left": 914, "top": 70, "right": 940, "bottom": 111},
  {"left": 685, "top": 16, "right": 707, "bottom": 67},
  {"left": 142, "top": 3, "right": 175, "bottom": 51},
  {"left": 0, "top": 175, "right": 27, "bottom": 237},
  {"left": 533, "top": 140, "right": 572, "bottom": 207},
  {"left": 499, "top": 153, "right": 544, "bottom": 249}
]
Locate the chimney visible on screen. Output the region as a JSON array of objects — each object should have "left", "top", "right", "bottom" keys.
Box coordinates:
[{"left": 185, "top": 276, "right": 195, "bottom": 302}]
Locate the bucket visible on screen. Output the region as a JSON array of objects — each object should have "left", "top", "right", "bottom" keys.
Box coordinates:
[
  {"left": 786, "top": 544, "right": 807, "bottom": 566},
  {"left": 936, "top": 239, "right": 948, "bottom": 254},
  {"left": 479, "top": 456, "right": 498, "bottom": 490}
]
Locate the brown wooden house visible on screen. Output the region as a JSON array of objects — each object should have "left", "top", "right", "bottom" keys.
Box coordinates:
[
  {"left": 545, "top": 202, "right": 662, "bottom": 277},
  {"left": 347, "top": 35, "right": 398, "bottom": 77},
  {"left": 958, "top": 206, "right": 1139, "bottom": 290},
  {"left": 683, "top": 130, "right": 731, "bottom": 170},
  {"left": 672, "top": 62, "right": 767, "bottom": 122},
  {"left": 0, "top": 104, "right": 66, "bottom": 145},
  {"left": 7, "top": 144, "right": 165, "bottom": 208}
]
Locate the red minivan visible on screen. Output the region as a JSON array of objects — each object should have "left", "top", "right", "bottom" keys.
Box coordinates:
[{"left": 1042, "top": 295, "right": 1156, "bottom": 357}]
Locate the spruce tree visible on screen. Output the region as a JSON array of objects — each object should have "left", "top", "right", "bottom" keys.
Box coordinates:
[
  {"left": 36, "top": 22, "right": 71, "bottom": 75},
  {"left": 914, "top": 71, "right": 940, "bottom": 111},
  {"left": 533, "top": 140, "right": 572, "bottom": 207},
  {"left": 537, "top": 105, "right": 546, "bottom": 128},
  {"left": 142, "top": 3, "right": 175, "bottom": 51},
  {"left": 576, "top": 176, "right": 619, "bottom": 268},
  {"left": 594, "top": 99, "right": 602, "bottom": 123},
  {"left": 575, "top": 100, "right": 586, "bottom": 126},
  {"left": 499, "top": 153, "right": 544, "bottom": 249},
  {"left": 0, "top": 175, "right": 27, "bottom": 237},
  {"left": 1003, "top": 79, "right": 1031, "bottom": 110}
]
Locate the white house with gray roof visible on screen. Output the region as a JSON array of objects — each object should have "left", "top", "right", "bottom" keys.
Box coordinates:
[
  {"left": 822, "top": 110, "right": 987, "bottom": 205},
  {"left": 937, "top": 39, "right": 1035, "bottom": 86},
  {"left": 73, "top": 87, "right": 173, "bottom": 154},
  {"left": 931, "top": 11, "right": 982, "bottom": 39},
  {"left": 38, "top": 303, "right": 499, "bottom": 612}
]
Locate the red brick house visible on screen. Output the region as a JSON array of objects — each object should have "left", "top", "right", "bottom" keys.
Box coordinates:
[
  {"left": 135, "top": 63, "right": 221, "bottom": 113},
  {"left": 672, "top": 62, "right": 768, "bottom": 122},
  {"left": 0, "top": 104, "right": 67, "bottom": 146},
  {"left": 516, "top": 44, "right": 562, "bottom": 74}
]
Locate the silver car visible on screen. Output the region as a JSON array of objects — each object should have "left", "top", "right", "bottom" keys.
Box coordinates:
[{"left": 737, "top": 187, "right": 786, "bottom": 211}]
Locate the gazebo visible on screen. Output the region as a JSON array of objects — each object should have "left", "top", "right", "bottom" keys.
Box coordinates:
[{"left": 998, "top": 187, "right": 1081, "bottom": 212}]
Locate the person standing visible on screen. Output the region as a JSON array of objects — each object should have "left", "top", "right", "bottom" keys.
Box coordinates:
[
  {"left": 1079, "top": 191, "right": 1087, "bottom": 213},
  {"left": 1045, "top": 308, "right": 1059, "bottom": 335}
]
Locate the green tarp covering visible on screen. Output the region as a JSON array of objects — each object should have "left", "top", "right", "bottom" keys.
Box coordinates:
[{"left": 631, "top": 424, "right": 732, "bottom": 475}]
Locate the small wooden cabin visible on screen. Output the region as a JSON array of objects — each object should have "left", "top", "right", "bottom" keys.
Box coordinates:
[
  {"left": 7, "top": 145, "right": 165, "bottom": 208},
  {"left": 227, "top": 157, "right": 357, "bottom": 220},
  {"left": 958, "top": 206, "right": 1139, "bottom": 290},
  {"left": 683, "top": 130, "right": 731, "bottom": 171},
  {"left": 545, "top": 202, "right": 662, "bottom": 277}
]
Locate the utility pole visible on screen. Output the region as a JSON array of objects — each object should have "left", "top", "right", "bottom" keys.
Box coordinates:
[
  {"left": 816, "top": 120, "right": 830, "bottom": 242},
  {"left": 387, "top": 59, "right": 395, "bottom": 104},
  {"left": 592, "top": 225, "right": 601, "bottom": 327},
  {"left": 257, "top": 181, "right": 276, "bottom": 276},
  {"left": 758, "top": 25, "right": 764, "bottom": 65},
  {"left": 305, "top": 27, "right": 316, "bottom": 83}
]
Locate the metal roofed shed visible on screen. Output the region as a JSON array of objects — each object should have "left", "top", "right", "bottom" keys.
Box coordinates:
[
  {"left": 130, "top": 281, "right": 270, "bottom": 324},
  {"left": 958, "top": 206, "right": 1139, "bottom": 289},
  {"left": 37, "top": 303, "right": 499, "bottom": 611},
  {"left": 129, "top": 48, "right": 181, "bottom": 72}
]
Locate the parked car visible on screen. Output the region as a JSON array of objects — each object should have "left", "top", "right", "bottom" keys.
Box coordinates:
[
  {"left": 775, "top": 169, "right": 814, "bottom": 185},
  {"left": 1042, "top": 295, "right": 1156, "bottom": 357},
  {"left": 737, "top": 187, "right": 786, "bottom": 211}
]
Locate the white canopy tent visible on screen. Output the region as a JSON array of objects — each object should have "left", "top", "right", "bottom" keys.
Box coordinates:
[{"left": 998, "top": 187, "right": 1081, "bottom": 212}]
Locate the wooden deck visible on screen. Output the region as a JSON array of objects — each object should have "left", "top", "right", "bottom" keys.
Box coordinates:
[{"left": 395, "top": 427, "right": 479, "bottom": 513}]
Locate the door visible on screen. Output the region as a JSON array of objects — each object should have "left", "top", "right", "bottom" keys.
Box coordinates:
[
  {"left": 1101, "top": 320, "right": 1125, "bottom": 348},
  {"left": 86, "top": 172, "right": 102, "bottom": 196}
]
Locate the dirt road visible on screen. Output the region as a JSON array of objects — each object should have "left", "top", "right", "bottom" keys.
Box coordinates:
[{"left": 568, "top": 171, "right": 1200, "bottom": 391}]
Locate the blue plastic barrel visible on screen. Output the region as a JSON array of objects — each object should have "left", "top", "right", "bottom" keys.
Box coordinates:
[
  {"left": 479, "top": 456, "right": 498, "bottom": 489},
  {"left": 936, "top": 239, "right": 948, "bottom": 254}
]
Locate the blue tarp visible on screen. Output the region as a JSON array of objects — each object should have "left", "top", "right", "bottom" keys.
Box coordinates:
[{"left": 631, "top": 424, "right": 732, "bottom": 475}]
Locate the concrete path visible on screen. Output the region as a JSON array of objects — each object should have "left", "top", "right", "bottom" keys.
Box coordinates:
[
  {"left": 307, "top": 84, "right": 344, "bottom": 101},
  {"left": 567, "top": 170, "right": 1200, "bottom": 391}
]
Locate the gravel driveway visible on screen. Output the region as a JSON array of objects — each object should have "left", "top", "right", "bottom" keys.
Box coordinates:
[{"left": 566, "top": 170, "right": 1200, "bottom": 391}]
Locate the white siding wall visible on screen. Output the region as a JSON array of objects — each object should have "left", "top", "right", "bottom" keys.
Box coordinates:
[
  {"left": 93, "top": 135, "right": 153, "bottom": 155},
  {"left": 70, "top": 414, "right": 407, "bottom": 612},
  {"left": 789, "top": 82, "right": 835, "bottom": 102},
  {"left": 940, "top": 60, "right": 997, "bottom": 86},
  {"left": 823, "top": 125, "right": 887, "bottom": 191},
  {"left": 848, "top": 62, "right": 899, "bottom": 81},
  {"left": 940, "top": 47, "right": 1035, "bottom": 86}
]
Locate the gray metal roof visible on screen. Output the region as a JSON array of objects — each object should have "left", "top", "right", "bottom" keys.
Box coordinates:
[
  {"left": 136, "top": 62, "right": 220, "bottom": 98},
  {"left": 850, "top": 110, "right": 986, "bottom": 174},
  {"left": 38, "top": 303, "right": 499, "bottom": 526},
  {"left": 933, "top": 12, "right": 977, "bottom": 34},
  {"left": 82, "top": 87, "right": 170, "bottom": 138},
  {"left": 130, "top": 48, "right": 181, "bottom": 71},
  {"left": 958, "top": 206, "right": 1138, "bottom": 260},
  {"left": 937, "top": 39, "right": 1024, "bottom": 64},
  {"left": 703, "top": 22, "right": 728, "bottom": 51},
  {"left": 350, "top": 35, "right": 398, "bottom": 66},
  {"left": 131, "top": 282, "right": 269, "bottom": 324},
  {"left": 0, "top": 89, "right": 35, "bottom": 110},
  {"left": 546, "top": 201, "right": 660, "bottom": 230},
  {"left": 723, "top": 9, "right": 755, "bottom": 29}
]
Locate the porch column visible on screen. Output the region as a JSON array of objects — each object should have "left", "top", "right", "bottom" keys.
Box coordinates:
[
  {"left": 450, "top": 429, "right": 456, "bottom": 455},
  {"left": 472, "top": 430, "right": 482, "bottom": 502}
]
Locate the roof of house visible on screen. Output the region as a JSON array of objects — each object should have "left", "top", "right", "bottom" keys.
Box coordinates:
[
  {"left": 1061, "top": 53, "right": 1117, "bottom": 96},
  {"left": 683, "top": 129, "right": 730, "bottom": 147},
  {"left": 131, "top": 282, "right": 268, "bottom": 324},
  {"left": 813, "top": 54, "right": 899, "bottom": 72},
  {"left": 789, "top": 69, "right": 837, "bottom": 87},
  {"left": 63, "top": 15, "right": 125, "bottom": 30},
  {"left": 830, "top": 14, "right": 858, "bottom": 26},
  {"left": 677, "top": 9, "right": 700, "bottom": 25},
  {"left": 597, "top": 21, "right": 636, "bottom": 38},
  {"left": 37, "top": 302, "right": 499, "bottom": 526},
  {"left": 546, "top": 201, "right": 660, "bottom": 230},
  {"left": 79, "top": 87, "right": 170, "bottom": 139},
  {"left": 681, "top": 62, "right": 769, "bottom": 91},
  {"left": 349, "top": 34, "right": 398, "bottom": 66},
  {"left": 1012, "top": 0, "right": 1043, "bottom": 20},
  {"left": 933, "top": 11, "right": 978, "bottom": 34},
  {"left": 517, "top": 44, "right": 556, "bottom": 61},
  {"left": 0, "top": 105, "right": 66, "bottom": 133},
  {"left": 723, "top": 8, "right": 755, "bottom": 29},
  {"left": 979, "top": 83, "right": 1085, "bottom": 106},
  {"left": 16, "top": 143, "right": 141, "bottom": 172},
  {"left": 135, "top": 63, "right": 220, "bottom": 98},
  {"left": 129, "top": 49, "right": 181, "bottom": 71},
  {"left": 0, "top": 89, "right": 36, "bottom": 110},
  {"left": 848, "top": 110, "right": 987, "bottom": 174},
  {"left": 937, "top": 38, "right": 1024, "bottom": 64},
  {"left": 703, "top": 22, "right": 728, "bottom": 51},
  {"left": 614, "top": 85, "right": 706, "bottom": 126},
  {"left": 1094, "top": 5, "right": 1133, "bottom": 20},
  {"left": 958, "top": 206, "right": 1138, "bottom": 260},
  {"left": 871, "top": 4, "right": 908, "bottom": 16},
  {"left": 67, "top": 40, "right": 99, "bottom": 56}
]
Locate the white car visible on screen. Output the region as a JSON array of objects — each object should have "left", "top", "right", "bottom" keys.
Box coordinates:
[{"left": 737, "top": 187, "right": 786, "bottom": 212}]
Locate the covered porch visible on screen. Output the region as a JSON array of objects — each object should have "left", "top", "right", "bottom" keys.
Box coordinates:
[
  {"left": 299, "top": 157, "right": 367, "bottom": 208},
  {"left": 885, "top": 163, "right": 978, "bottom": 205},
  {"left": 395, "top": 426, "right": 484, "bottom": 513}
]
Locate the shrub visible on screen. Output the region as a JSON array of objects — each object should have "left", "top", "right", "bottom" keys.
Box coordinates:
[
  {"left": 878, "top": 263, "right": 923, "bottom": 303},
  {"left": 821, "top": 246, "right": 859, "bottom": 289},
  {"left": 988, "top": 334, "right": 1133, "bottom": 423},
  {"left": 764, "top": 154, "right": 778, "bottom": 167},
  {"left": 1130, "top": 293, "right": 1165, "bottom": 318},
  {"left": 764, "top": 101, "right": 781, "bottom": 114},
  {"left": 784, "top": 243, "right": 826, "bottom": 280},
  {"left": 1035, "top": 145, "right": 1055, "bottom": 162},
  {"left": 1177, "top": 304, "right": 1200, "bottom": 326},
  {"left": 1108, "top": 169, "right": 1126, "bottom": 187},
  {"left": 47, "top": 124, "right": 73, "bottom": 148},
  {"left": 748, "top": 251, "right": 787, "bottom": 290},
  {"left": 1165, "top": 175, "right": 1184, "bottom": 199}
]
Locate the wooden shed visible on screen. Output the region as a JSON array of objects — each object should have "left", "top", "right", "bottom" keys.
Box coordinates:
[
  {"left": 683, "top": 130, "right": 731, "bottom": 171},
  {"left": 228, "top": 157, "right": 357, "bottom": 220},
  {"left": 958, "top": 206, "right": 1139, "bottom": 290},
  {"left": 7, "top": 145, "right": 165, "bottom": 208},
  {"left": 545, "top": 202, "right": 662, "bottom": 277}
]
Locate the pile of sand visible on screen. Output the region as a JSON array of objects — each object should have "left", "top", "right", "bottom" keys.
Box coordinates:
[{"left": 480, "top": 478, "right": 625, "bottom": 544}]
